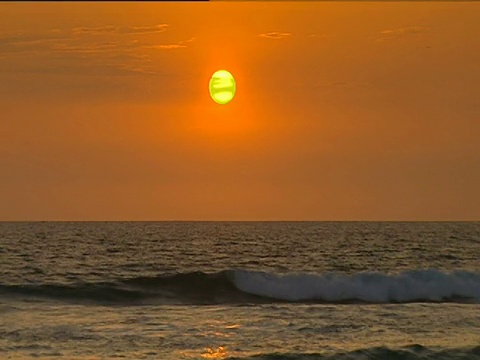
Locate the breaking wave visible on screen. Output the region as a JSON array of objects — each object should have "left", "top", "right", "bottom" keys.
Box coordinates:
[{"left": 0, "top": 269, "right": 479, "bottom": 305}]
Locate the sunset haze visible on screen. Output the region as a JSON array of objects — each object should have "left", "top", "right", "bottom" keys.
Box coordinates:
[{"left": 1, "top": 2, "right": 479, "bottom": 220}]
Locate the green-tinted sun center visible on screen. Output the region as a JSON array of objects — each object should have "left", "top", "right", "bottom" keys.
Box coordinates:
[{"left": 209, "top": 70, "right": 236, "bottom": 105}]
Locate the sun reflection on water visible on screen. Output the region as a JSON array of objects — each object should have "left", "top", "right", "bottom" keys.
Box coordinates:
[{"left": 201, "top": 346, "right": 228, "bottom": 359}]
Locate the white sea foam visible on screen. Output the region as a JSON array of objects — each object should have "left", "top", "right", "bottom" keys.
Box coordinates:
[{"left": 231, "top": 269, "right": 480, "bottom": 303}]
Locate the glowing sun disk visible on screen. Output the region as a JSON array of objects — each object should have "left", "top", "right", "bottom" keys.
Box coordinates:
[{"left": 209, "top": 70, "right": 236, "bottom": 105}]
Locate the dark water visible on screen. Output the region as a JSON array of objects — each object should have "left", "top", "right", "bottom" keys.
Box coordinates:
[{"left": 1, "top": 222, "right": 479, "bottom": 359}]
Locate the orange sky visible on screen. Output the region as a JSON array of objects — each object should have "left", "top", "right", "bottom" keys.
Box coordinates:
[{"left": 0, "top": 2, "right": 479, "bottom": 221}]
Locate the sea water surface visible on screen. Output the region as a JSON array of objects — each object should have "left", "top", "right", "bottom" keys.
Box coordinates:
[{"left": 0, "top": 222, "right": 479, "bottom": 359}]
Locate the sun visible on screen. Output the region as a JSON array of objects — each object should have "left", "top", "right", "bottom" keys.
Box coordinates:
[{"left": 209, "top": 70, "right": 236, "bottom": 105}]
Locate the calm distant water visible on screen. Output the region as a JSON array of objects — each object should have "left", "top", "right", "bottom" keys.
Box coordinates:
[{"left": 1, "top": 222, "right": 479, "bottom": 359}]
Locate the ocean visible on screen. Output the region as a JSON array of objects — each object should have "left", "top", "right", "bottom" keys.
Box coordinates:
[{"left": 0, "top": 221, "right": 479, "bottom": 359}]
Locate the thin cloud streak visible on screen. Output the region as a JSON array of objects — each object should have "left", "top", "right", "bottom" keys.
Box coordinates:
[
  {"left": 377, "top": 26, "right": 430, "bottom": 41},
  {"left": 259, "top": 32, "right": 292, "bottom": 40},
  {"left": 144, "top": 37, "right": 196, "bottom": 50},
  {"left": 72, "top": 24, "right": 169, "bottom": 36},
  {"left": 0, "top": 26, "right": 195, "bottom": 76},
  {"left": 146, "top": 44, "right": 186, "bottom": 50}
]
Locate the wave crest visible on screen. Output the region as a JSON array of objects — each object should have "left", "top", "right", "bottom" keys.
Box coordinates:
[
  {"left": 226, "top": 345, "right": 480, "bottom": 360},
  {"left": 232, "top": 269, "right": 480, "bottom": 303}
]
